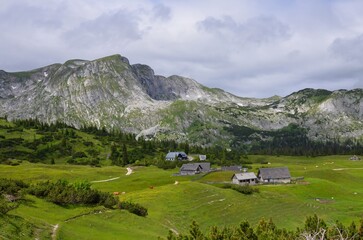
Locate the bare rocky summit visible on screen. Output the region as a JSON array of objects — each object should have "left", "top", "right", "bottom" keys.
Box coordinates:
[{"left": 0, "top": 54, "right": 362, "bottom": 146}]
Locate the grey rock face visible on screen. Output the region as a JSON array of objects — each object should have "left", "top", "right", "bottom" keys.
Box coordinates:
[{"left": 0, "top": 54, "right": 362, "bottom": 146}]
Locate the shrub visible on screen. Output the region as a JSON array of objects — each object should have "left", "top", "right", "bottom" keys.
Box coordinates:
[
  {"left": 83, "top": 141, "right": 94, "bottom": 147},
  {"left": 118, "top": 201, "right": 148, "bottom": 217},
  {"left": 221, "top": 183, "right": 259, "bottom": 195},
  {"left": 0, "top": 179, "right": 28, "bottom": 214},
  {"left": 0, "top": 196, "right": 20, "bottom": 214},
  {"left": 256, "top": 157, "right": 268, "bottom": 164},
  {"left": 0, "top": 178, "right": 28, "bottom": 195},
  {"left": 28, "top": 180, "right": 117, "bottom": 208},
  {"left": 99, "top": 192, "right": 118, "bottom": 208},
  {"left": 72, "top": 151, "right": 87, "bottom": 159}
]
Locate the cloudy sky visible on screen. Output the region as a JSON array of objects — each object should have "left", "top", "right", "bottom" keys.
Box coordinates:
[{"left": 1, "top": 0, "right": 363, "bottom": 97}]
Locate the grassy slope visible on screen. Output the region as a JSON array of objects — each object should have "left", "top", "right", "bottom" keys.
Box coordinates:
[{"left": 1, "top": 155, "right": 363, "bottom": 239}]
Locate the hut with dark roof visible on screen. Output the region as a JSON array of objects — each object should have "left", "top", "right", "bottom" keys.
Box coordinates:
[
  {"left": 257, "top": 167, "right": 291, "bottom": 184},
  {"left": 179, "top": 162, "right": 211, "bottom": 175}
]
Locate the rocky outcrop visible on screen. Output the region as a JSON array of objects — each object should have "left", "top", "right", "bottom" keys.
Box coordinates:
[{"left": 0, "top": 54, "right": 362, "bottom": 146}]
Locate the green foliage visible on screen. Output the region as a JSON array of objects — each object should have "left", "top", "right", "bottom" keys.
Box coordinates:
[
  {"left": 156, "top": 160, "right": 183, "bottom": 170},
  {"left": 0, "top": 214, "right": 35, "bottom": 239},
  {"left": 28, "top": 179, "right": 117, "bottom": 208},
  {"left": 0, "top": 178, "right": 28, "bottom": 214},
  {"left": 2, "top": 117, "right": 360, "bottom": 170},
  {"left": 118, "top": 201, "right": 148, "bottom": 217},
  {"left": 221, "top": 183, "right": 259, "bottom": 195},
  {"left": 164, "top": 216, "right": 363, "bottom": 240},
  {"left": 225, "top": 123, "right": 363, "bottom": 156},
  {"left": 0, "top": 178, "right": 28, "bottom": 195},
  {"left": 72, "top": 151, "right": 87, "bottom": 159},
  {"left": 303, "top": 214, "right": 327, "bottom": 233},
  {"left": 1, "top": 156, "right": 363, "bottom": 239}
]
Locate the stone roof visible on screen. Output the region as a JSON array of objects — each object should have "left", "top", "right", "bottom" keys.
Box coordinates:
[
  {"left": 180, "top": 163, "right": 201, "bottom": 171},
  {"left": 198, "top": 162, "right": 210, "bottom": 172},
  {"left": 180, "top": 162, "right": 210, "bottom": 172},
  {"left": 258, "top": 167, "right": 291, "bottom": 179},
  {"left": 233, "top": 172, "right": 257, "bottom": 181}
]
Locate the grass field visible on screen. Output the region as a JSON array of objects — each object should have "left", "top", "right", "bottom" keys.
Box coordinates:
[{"left": 1, "top": 155, "right": 363, "bottom": 239}]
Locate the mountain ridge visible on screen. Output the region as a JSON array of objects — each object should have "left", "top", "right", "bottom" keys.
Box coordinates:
[{"left": 0, "top": 54, "right": 362, "bottom": 147}]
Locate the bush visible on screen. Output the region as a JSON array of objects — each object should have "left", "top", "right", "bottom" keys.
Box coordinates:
[
  {"left": 28, "top": 180, "right": 117, "bottom": 208},
  {"left": 0, "top": 179, "right": 28, "bottom": 214},
  {"left": 72, "top": 151, "right": 87, "bottom": 159},
  {"left": 99, "top": 192, "right": 118, "bottom": 208},
  {"left": 256, "top": 157, "right": 268, "bottom": 164},
  {"left": 221, "top": 183, "right": 259, "bottom": 195},
  {"left": 118, "top": 201, "right": 148, "bottom": 217},
  {"left": 0, "top": 178, "right": 28, "bottom": 195},
  {"left": 156, "top": 160, "right": 183, "bottom": 170},
  {"left": 0, "top": 196, "right": 20, "bottom": 214},
  {"left": 83, "top": 141, "right": 94, "bottom": 147},
  {"left": 231, "top": 184, "right": 259, "bottom": 194}
]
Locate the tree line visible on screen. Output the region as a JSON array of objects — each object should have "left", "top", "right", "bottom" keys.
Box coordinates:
[
  {"left": 227, "top": 123, "right": 363, "bottom": 157},
  {"left": 0, "top": 118, "right": 361, "bottom": 168},
  {"left": 164, "top": 215, "right": 363, "bottom": 240}
]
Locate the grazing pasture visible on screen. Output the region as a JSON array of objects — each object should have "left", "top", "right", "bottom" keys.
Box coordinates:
[{"left": 1, "top": 155, "right": 363, "bottom": 239}]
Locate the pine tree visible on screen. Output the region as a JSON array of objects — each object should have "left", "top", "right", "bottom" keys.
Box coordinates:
[{"left": 122, "top": 144, "right": 129, "bottom": 166}]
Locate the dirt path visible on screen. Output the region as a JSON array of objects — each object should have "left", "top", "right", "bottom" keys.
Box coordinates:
[
  {"left": 91, "top": 177, "right": 120, "bottom": 183},
  {"left": 90, "top": 168, "right": 132, "bottom": 183},
  {"left": 52, "top": 224, "right": 59, "bottom": 240},
  {"left": 163, "top": 219, "right": 179, "bottom": 236},
  {"left": 333, "top": 168, "right": 363, "bottom": 171},
  {"left": 126, "top": 167, "right": 133, "bottom": 175}
]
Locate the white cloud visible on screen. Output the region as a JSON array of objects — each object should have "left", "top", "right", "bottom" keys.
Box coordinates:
[
  {"left": 330, "top": 34, "right": 363, "bottom": 62},
  {"left": 63, "top": 10, "right": 144, "bottom": 48},
  {"left": 197, "top": 15, "right": 291, "bottom": 45},
  {"left": 0, "top": 0, "right": 362, "bottom": 97}
]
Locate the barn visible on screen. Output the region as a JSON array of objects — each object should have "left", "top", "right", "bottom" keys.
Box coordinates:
[
  {"left": 257, "top": 167, "right": 291, "bottom": 184},
  {"left": 180, "top": 163, "right": 202, "bottom": 175},
  {"left": 179, "top": 162, "right": 211, "bottom": 175}
]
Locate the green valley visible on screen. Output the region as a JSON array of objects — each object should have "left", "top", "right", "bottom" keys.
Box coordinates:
[{"left": 1, "top": 155, "right": 363, "bottom": 239}]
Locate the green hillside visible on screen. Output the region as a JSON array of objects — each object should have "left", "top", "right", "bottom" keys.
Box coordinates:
[
  {"left": 1, "top": 155, "right": 363, "bottom": 239},
  {"left": 1, "top": 117, "right": 363, "bottom": 239}
]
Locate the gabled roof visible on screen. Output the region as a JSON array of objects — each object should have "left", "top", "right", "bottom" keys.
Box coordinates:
[
  {"left": 180, "top": 162, "right": 210, "bottom": 172},
  {"left": 233, "top": 172, "right": 257, "bottom": 180},
  {"left": 180, "top": 163, "right": 201, "bottom": 171},
  {"left": 258, "top": 167, "right": 291, "bottom": 179},
  {"left": 198, "top": 162, "right": 210, "bottom": 172}
]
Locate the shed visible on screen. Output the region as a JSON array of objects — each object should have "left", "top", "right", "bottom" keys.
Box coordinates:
[
  {"left": 232, "top": 172, "right": 258, "bottom": 185},
  {"left": 257, "top": 167, "right": 291, "bottom": 184},
  {"left": 180, "top": 163, "right": 202, "bottom": 175},
  {"left": 165, "top": 152, "right": 188, "bottom": 161}
]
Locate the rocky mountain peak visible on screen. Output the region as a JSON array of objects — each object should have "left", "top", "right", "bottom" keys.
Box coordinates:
[{"left": 0, "top": 54, "right": 362, "bottom": 146}]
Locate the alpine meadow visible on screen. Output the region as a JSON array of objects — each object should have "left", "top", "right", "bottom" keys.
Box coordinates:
[{"left": 1, "top": 1, "right": 363, "bottom": 239}]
